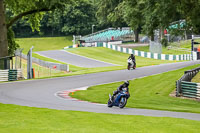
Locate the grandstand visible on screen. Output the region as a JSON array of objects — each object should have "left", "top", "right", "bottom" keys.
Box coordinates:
[{"left": 80, "top": 27, "right": 134, "bottom": 43}]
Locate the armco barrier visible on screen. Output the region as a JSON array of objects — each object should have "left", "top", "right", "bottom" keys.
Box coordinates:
[
  {"left": 0, "top": 69, "right": 23, "bottom": 82},
  {"left": 176, "top": 67, "right": 200, "bottom": 98}
]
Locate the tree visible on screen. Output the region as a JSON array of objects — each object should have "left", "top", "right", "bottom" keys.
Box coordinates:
[
  {"left": 0, "top": 0, "right": 8, "bottom": 57},
  {"left": 120, "top": 0, "right": 145, "bottom": 42},
  {"left": 0, "top": 0, "right": 72, "bottom": 57},
  {"left": 57, "top": 0, "right": 97, "bottom": 35},
  {"left": 96, "top": 0, "right": 127, "bottom": 28},
  {"left": 141, "top": 0, "right": 181, "bottom": 41},
  {"left": 175, "top": 0, "right": 200, "bottom": 34}
]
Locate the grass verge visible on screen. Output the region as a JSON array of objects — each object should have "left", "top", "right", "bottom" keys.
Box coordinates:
[
  {"left": 0, "top": 103, "right": 200, "bottom": 133},
  {"left": 71, "top": 64, "right": 200, "bottom": 113}
]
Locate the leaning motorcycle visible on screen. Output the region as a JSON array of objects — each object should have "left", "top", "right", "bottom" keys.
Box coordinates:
[
  {"left": 107, "top": 87, "right": 130, "bottom": 108},
  {"left": 127, "top": 58, "right": 136, "bottom": 70}
]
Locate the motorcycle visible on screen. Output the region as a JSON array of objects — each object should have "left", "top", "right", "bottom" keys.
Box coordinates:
[
  {"left": 107, "top": 87, "right": 130, "bottom": 108},
  {"left": 127, "top": 58, "right": 136, "bottom": 70}
]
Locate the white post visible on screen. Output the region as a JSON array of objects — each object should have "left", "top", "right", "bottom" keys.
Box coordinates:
[{"left": 73, "top": 35, "right": 75, "bottom": 45}]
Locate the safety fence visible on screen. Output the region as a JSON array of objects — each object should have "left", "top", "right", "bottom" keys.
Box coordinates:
[
  {"left": 19, "top": 53, "right": 69, "bottom": 72},
  {"left": 0, "top": 69, "right": 23, "bottom": 82},
  {"left": 176, "top": 67, "right": 200, "bottom": 99}
]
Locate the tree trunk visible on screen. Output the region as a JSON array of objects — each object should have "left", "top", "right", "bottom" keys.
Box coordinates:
[
  {"left": 150, "top": 30, "right": 154, "bottom": 41},
  {"left": 0, "top": 0, "right": 8, "bottom": 57},
  {"left": 134, "top": 29, "right": 139, "bottom": 42}
]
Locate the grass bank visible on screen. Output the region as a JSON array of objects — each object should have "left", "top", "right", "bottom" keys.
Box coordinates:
[
  {"left": 0, "top": 103, "right": 200, "bottom": 133},
  {"left": 71, "top": 64, "right": 200, "bottom": 113},
  {"left": 66, "top": 47, "right": 176, "bottom": 67},
  {"left": 16, "top": 36, "right": 73, "bottom": 54}
]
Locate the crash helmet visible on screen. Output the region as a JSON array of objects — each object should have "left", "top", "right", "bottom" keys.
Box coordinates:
[{"left": 124, "top": 80, "right": 129, "bottom": 87}]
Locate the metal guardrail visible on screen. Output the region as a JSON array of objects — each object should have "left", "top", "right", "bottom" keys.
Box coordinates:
[{"left": 176, "top": 67, "right": 200, "bottom": 99}]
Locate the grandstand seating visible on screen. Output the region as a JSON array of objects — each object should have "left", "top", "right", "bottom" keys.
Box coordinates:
[{"left": 81, "top": 28, "right": 133, "bottom": 42}]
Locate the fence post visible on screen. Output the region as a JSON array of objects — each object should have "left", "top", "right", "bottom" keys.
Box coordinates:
[
  {"left": 27, "top": 46, "right": 34, "bottom": 79},
  {"left": 176, "top": 80, "right": 181, "bottom": 96}
]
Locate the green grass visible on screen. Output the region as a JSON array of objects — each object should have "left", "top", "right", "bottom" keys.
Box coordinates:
[
  {"left": 0, "top": 103, "right": 200, "bottom": 133},
  {"left": 16, "top": 36, "right": 73, "bottom": 54},
  {"left": 191, "top": 72, "right": 200, "bottom": 83},
  {"left": 71, "top": 64, "right": 200, "bottom": 113}
]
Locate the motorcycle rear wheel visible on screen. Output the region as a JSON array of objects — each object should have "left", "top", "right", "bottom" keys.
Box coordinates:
[
  {"left": 127, "top": 64, "right": 130, "bottom": 70},
  {"left": 119, "top": 97, "right": 127, "bottom": 108},
  {"left": 133, "top": 62, "right": 136, "bottom": 69}
]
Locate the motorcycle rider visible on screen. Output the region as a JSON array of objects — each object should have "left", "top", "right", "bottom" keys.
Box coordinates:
[
  {"left": 111, "top": 80, "right": 130, "bottom": 101},
  {"left": 128, "top": 54, "right": 136, "bottom": 66}
]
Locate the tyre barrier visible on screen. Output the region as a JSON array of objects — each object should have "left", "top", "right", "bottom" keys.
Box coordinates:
[
  {"left": 181, "top": 81, "right": 200, "bottom": 99},
  {"left": 0, "top": 69, "right": 23, "bottom": 82}
]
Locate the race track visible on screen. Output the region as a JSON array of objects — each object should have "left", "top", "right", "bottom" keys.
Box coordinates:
[
  {"left": 35, "top": 50, "right": 116, "bottom": 68},
  {"left": 0, "top": 60, "right": 200, "bottom": 121}
]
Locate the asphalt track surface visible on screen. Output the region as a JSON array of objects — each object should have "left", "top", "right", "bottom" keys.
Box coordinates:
[
  {"left": 35, "top": 50, "right": 116, "bottom": 68},
  {"left": 1, "top": 61, "right": 200, "bottom": 121}
]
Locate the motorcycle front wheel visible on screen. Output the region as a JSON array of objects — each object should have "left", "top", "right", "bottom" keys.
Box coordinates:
[
  {"left": 119, "top": 97, "right": 127, "bottom": 108},
  {"left": 107, "top": 99, "right": 113, "bottom": 107}
]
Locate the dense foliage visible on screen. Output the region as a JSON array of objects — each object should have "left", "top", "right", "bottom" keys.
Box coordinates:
[
  {"left": 2, "top": 0, "right": 200, "bottom": 56},
  {"left": 12, "top": 0, "right": 97, "bottom": 37}
]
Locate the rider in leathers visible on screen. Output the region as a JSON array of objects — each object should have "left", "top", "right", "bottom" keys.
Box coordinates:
[
  {"left": 128, "top": 54, "right": 136, "bottom": 66},
  {"left": 111, "top": 81, "right": 130, "bottom": 101}
]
